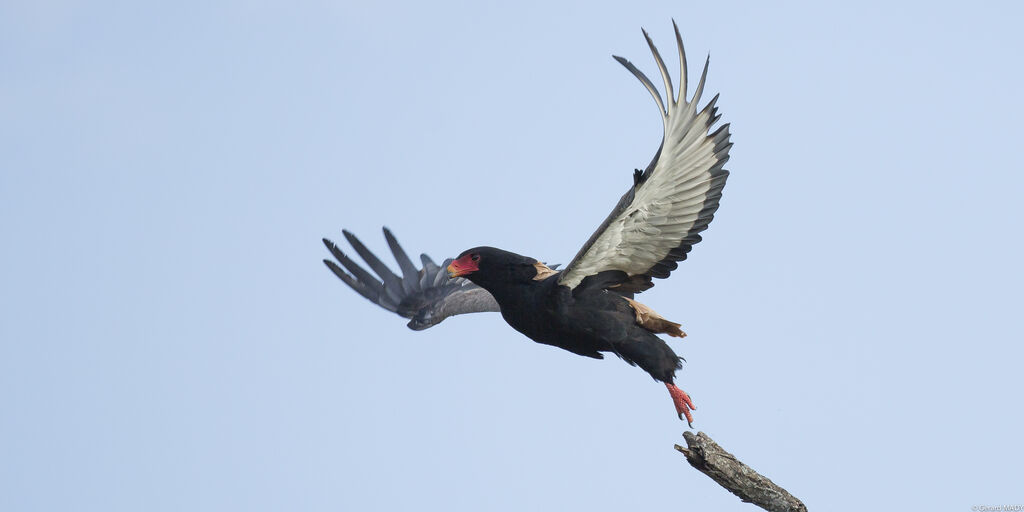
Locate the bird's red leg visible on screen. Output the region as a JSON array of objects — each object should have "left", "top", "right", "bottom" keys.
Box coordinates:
[{"left": 665, "top": 383, "right": 695, "bottom": 427}]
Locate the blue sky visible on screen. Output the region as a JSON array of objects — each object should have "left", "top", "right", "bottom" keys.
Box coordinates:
[{"left": 2, "top": 1, "right": 1022, "bottom": 511}]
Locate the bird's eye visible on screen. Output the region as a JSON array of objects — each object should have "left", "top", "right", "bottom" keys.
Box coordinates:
[{"left": 471, "top": 254, "right": 480, "bottom": 262}]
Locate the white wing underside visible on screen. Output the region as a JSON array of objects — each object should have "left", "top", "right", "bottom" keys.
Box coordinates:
[{"left": 559, "top": 22, "right": 731, "bottom": 290}]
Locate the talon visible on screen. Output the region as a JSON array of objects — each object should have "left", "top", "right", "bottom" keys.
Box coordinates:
[{"left": 665, "top": 383, "right": 696, "bottom": 426}]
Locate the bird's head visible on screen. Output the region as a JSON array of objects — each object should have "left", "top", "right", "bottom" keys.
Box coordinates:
[{"left": 447, "top": 247, "right": 546, "bottom": 288}]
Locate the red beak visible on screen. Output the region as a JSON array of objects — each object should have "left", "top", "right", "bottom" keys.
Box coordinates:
[{"left": 447, "top": 254, "right": 478, "bottom": 278}]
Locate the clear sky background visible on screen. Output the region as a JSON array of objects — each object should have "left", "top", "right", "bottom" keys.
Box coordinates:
[{"left": 2, "top": 1, "right": 1022, "bottom": 511}]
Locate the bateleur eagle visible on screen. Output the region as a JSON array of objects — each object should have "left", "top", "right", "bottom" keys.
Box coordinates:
[{"left": 323, "top": 22, "right": 731, "bottom": 426}]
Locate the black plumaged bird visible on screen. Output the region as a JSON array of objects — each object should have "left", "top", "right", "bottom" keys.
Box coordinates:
[{"left": 323, "top": 22, "right": 731, "bottom": 426}]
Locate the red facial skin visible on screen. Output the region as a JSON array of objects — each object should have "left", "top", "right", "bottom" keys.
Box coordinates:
[{"left": 446, "top": 253, "right": 479, "bottom": 278}]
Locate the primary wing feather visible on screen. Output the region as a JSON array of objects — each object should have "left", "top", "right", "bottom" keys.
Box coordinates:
[
  {"left": 559, "top": 21, "right": 732, "bottom": 292},
  {"left": 323, "top": 228, "right": 500, "bottom": 330}
]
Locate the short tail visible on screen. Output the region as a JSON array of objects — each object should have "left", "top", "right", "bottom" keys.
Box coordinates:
[{"left": 611, "top": 331, "right": 682, "bottom": 383}]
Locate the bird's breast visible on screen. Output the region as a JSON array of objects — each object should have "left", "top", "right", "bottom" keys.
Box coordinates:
[{"left": 492, "top": 284, "right": 568, "bottom": 344}]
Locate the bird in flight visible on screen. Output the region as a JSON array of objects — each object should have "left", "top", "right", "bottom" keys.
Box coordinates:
[{"left": 324, "top": 22, "right": 731, "bottom": 426}]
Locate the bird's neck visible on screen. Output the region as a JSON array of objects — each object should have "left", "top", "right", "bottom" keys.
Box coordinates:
[{"left": 478, "top": 279, "right": 541, "bottom": 308}]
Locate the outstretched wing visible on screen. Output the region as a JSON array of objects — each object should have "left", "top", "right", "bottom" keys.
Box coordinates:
[
  {"left": 322, "top": 228, "right": 499, "bottom": 330},
  {"left": 558, "top": 21, "right": 732, "bottom": 293}
]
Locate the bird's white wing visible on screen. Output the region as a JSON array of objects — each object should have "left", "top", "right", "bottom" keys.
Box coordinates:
[{"left": 559, "top": 22, "right": 732, "bottom": 293}]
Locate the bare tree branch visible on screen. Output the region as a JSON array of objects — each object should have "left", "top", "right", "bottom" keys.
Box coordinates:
[{"left": 675, "top": 431, "right": 807, "bottom": 512}]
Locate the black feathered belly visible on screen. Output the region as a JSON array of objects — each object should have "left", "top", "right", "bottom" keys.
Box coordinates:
[{"left": 497, "top": 291, "right": 682, "bottom": 383}]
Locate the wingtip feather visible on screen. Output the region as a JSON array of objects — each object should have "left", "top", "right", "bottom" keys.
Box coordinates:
[
  {"left": 381, "top": 226, "right": 421, "bottom": 292},
  {"left": 673, "top": 20, "right": 687, "bottom": 103},
  {"left": 614, "top": 52, "right": 666, "bottom": 117},
  {"left": 691, "top": 54, "right": 710, "bottom": 104},
  {"left": 643, "top": 26, "right": 674, "bottom": 113}
]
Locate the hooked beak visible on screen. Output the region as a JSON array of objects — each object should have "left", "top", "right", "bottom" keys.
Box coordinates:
[{"left": 447, "top": 254, "right": 478, "bottom": 278}]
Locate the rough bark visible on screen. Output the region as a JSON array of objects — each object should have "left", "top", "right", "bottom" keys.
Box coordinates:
[{"left": 675, "top": 431, "right": 807, "bottom": 512}]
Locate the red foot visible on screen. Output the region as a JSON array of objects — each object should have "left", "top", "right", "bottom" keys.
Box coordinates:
[{"left": 665, "top": 383, "right": 696, "bottom": 427}]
